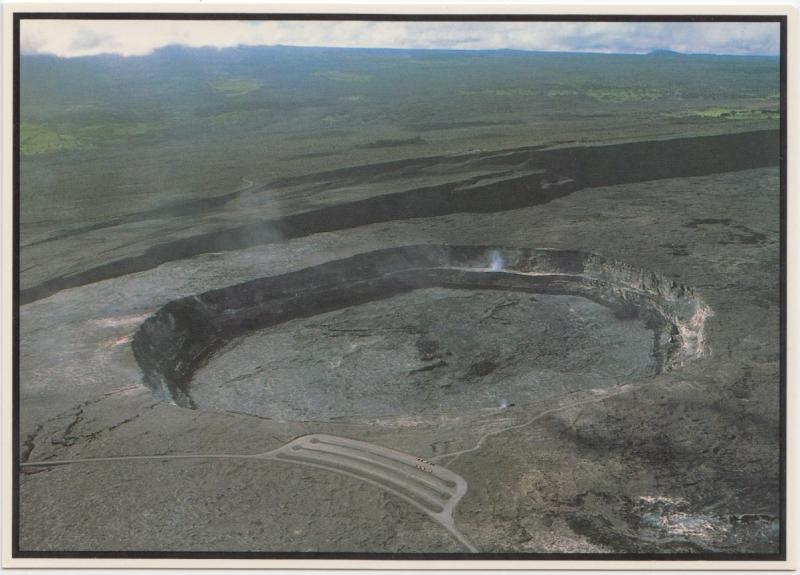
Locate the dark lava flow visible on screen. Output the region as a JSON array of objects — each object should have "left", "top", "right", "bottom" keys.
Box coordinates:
[
  {"left": 21, "top": 130, "right": 777, "bottom": 305},
  {"left": 131, "top": 245, "right": 711, "bottom": 414}
]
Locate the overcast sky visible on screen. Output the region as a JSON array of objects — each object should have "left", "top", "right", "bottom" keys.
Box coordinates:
[{"left": 21, "top": 20, "right": 780, "bottom": 58}]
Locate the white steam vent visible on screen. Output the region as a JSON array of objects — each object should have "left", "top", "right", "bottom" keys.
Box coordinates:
[{"left": 489, "top": 249, "right": 504, "bottom": 271}]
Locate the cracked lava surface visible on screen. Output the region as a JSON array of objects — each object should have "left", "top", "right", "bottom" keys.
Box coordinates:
[{"left": 18, "top": 132, "right": 781, "bottom": 555}]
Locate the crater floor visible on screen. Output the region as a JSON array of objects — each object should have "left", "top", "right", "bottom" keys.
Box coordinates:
[{"left": 190, "top": 289, "right": 656, "bottom": 421}]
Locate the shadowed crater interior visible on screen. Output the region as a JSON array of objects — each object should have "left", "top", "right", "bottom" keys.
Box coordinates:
[{"left": 132, "top": 245, "right": 711, "bottom": 421}]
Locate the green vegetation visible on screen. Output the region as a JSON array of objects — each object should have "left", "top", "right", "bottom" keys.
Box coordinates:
[
  {"left": 209, "top": 77, "right": 261, "bottom": 96},
  {"left": 460, "top": 87, "right": 538, "bottom": 97},
  {"left": 667, "top": 107, "right": 780, "bottom": 120},
  {"left": 320, "top": 113, "right": 351, "bottom": 126},
  {"left": 20, "top": 121, "right": 163, "bottom": 156},
  {"left": 20, "top": 122, "right": 83, "bottom": 155},
  {"left": 547, "top": 89, "right": 579, "bottom": 97},
  {"left": 21, "top": 48, "right": 779, "bottom": 153},
  {"left": 207, "top": 109, "right": 261, "bottom": 125},
  {"left": 315, "top": 70, "right": 371, "bottom": 82},
  {"left": 79, "top": 122, "right": 163, "bottom": 139},
  {"left": 18, "top": 45, "right": 779, "bottom": 225},
  {"left": 585, "top": 86, "right": 666, "bottom": 102}
]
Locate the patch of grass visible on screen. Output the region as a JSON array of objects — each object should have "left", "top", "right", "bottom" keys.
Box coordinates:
[
  {"left": 20, "top": 121, "right": 164, "bottom": 155},
  {"left": 586, "top": 87, "right": 665, "bottom": 103},
  {"left": 78, "top": 122, "right": 163, "bottom": 139},
  {"left": 20, "top": 122, "right": 84, "bottom": 155},
  {"left": 209, "top": 77, "right": 261, "bottom": 96},
  {"left": 460, "top": 87, "right": 539, "bottom": 97},
  {"left": 315, "top": 70, "right": 371, "bottom": 82},
  {"left": 666, "top": 107, "right": 780, "bottom": 120},
  {"left": 207, "top": 110, "right": 257, "bottom": 125},
  {"left": 547, "top": 89, "right": 579, "bottom": 97},
  {"left": 321, "top": 113, "right": 351, "bottom": 126}
]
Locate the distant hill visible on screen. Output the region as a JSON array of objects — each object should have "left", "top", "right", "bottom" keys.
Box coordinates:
[{"left": 648, "top": 48, "right": 684, "bottom": 57}]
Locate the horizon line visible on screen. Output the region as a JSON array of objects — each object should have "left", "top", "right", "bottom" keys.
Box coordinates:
[{"left": 20, "top": 44, "right": 781, "bottom": 59}]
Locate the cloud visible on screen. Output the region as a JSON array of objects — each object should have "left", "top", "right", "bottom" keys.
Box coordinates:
[{"left": 20, "top": 20, "right": 780, "bottom": 58}]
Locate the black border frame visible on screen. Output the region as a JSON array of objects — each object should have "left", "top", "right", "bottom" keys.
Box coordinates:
[{"left": 11, "top": 11, "right": 788, "bottom": 562}]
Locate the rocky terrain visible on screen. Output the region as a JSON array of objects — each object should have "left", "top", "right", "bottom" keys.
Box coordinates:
[{"left": 17, "top": 127, "right": 782, "bottom": 556}]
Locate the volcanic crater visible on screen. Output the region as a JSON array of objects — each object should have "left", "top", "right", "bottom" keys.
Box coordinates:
[{"left": 131, "top": 245, "right": 711, "bottom": 421}]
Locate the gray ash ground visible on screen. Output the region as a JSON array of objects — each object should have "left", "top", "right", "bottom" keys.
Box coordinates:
[
  {"left": 18, "top": 128, "right": 781, "bottom": 554},
  {"left": 190, "top": 290, "right": 656, "bottom": 421}
]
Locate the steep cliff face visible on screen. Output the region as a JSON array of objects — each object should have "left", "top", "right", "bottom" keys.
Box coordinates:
[
  {"left": 21, "top": 130, "right": 778, "bottom": 306},
  {"left": 132, "top": 245, "right": 711, "bottom": 413}
]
